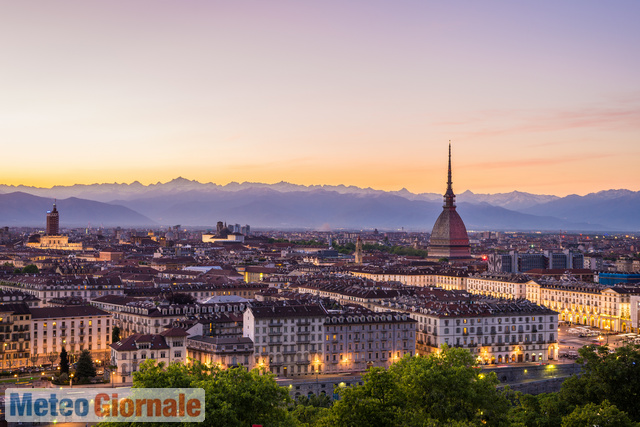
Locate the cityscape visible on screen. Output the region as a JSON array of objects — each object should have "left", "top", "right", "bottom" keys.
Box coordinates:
[
  {"left": 2, "top": 1, "right": 640, "bottom": 426},
  {"left": 0, "top": 146, "right": 639, "bottom": 425}
]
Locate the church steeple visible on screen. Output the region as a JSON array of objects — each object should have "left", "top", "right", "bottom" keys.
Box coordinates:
[{"left": 443, "top": 141, "right": 456, "bottom": 208}]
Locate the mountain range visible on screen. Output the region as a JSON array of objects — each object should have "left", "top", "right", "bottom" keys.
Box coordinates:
[{"left": 0, "top": 179, "right": 637, "bottom": 231}]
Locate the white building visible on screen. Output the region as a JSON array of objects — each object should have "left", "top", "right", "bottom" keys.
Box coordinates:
[
  {"left": 243, "top": 304, "right": 326, "bottom": 377},
  {"left": 0, "top": 276, "right": 124, "bottom": 305},
  {"left": 110, "top": 328, "right": 188, "bottom": 384},
  {"left": 31, "top": 306, "right": 112, "bottom": 362},
  {"left": 378, "top": 294, "right": 559, "bottom": 364},
  {"left": 465, "top": 273, "right": 531, "bottom": 300},
  {"left": 322, "top": 306, "right": 416, "bottom": 373}
]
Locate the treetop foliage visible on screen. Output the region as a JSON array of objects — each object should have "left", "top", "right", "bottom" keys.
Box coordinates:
[{"left": 97, "top": 344, "right": 640, "bottom": 426}]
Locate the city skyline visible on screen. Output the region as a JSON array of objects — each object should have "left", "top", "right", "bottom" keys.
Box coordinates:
[{"left": 2, "top": 1, "right": 639, "bottom": 196}]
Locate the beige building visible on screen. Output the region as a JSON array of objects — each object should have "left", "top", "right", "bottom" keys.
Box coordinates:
[
  {"left": 31, "top": 306, "right": 112, "bottom": 364},
  {"left": 526, "top": 278, "right": 637, "bottom": 333},
  {"left": 0, "top": 276, "right": 124, "bottom": 305},
  {"left": 243, "top": 304, "right": 326, "bottom": 377},
  {"left": 377, "top": 295, "right": 558, "bottom": 364},
  {"left": 322, "top": 307, "right": 416, "bottom": 374},
  {"left": 110, "top": 328, "right": 188, "bottom": 384},
  {"left": 26, "top": 235, "right": 83, "bottom": 251},
  {"left": 92, "top": 296, "right": 248, "bottom": 338},
  {"left": 466, "top": 274, "right": 531, "bottom": 300},
  {"left": 186, "top": 336, "right": 254, "bottom": 370},
  {"left": 0, "top": 303, "right": 32, "bottom": 371}
]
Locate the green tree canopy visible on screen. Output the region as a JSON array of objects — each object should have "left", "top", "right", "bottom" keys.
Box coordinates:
[
  {"left": 558, "top": 344, "right": 640, "bottom": 420},
  {"left": 111, "top": 325, "right": 121, "bottom": 343},
  {"left": 323, "top": 346, "right": 510, "bottom": 426},
  {"left": 508, "top": 392, "right": 572, "bottom": 427},
  {"left": 103, "top": 360, "right": 297, "bottom": 427},
  {"left": 75, "top": 349, "right": 96, "bottom": 379},
  {"left": 561, "top": 400, "right": 635, "bottom": 427},
  {"left": 22, "top": 264, "right": 39, "bottom": 274}
]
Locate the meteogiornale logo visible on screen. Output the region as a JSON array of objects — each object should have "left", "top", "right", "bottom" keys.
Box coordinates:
[{"left": 5, "top": 388, "right": 205, "bottom": 423}]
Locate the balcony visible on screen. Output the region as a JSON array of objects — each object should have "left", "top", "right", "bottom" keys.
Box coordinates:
[
  {"left": 268, "top": 321, "right": 283, "bottom": 327},
  {"left": 295, "top": 360, "right": 309, "bottom": 365},
  {"left": 268, "top": 331, "right": 282, "bottom": 336},
  {"left": 283, "top": 348, "right": 296, "bottom": 354},
  {"left": 296, "top": 320, "right": 311, "bottom": 326}
]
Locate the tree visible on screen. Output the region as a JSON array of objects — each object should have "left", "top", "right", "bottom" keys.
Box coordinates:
[
  {"left": 75, "top": 349, "right": 96, "bottom": 379},
  {"left": 323, "top": 367, "right": 404, "bottom": 427},
  {"left": 508, "top": 392, "right": 572, "bottom": 427},
  {"left": 291, "top": 394, "right": 332, "bottom": 426},
  {"left": 29, "top": 353, "right": 40, "bottom": 368},
  {"left": 47, "top": 352, "right": 58, "bottom": 366},
  {"left": 21, "top": 264, "right": 39, "bottom": 274},
  {"left": 323, "top": 346, "right": 510, "bottom": 426},
  {"left": 561, "top": 400, "right": 634, "bottom": 427},
  {"left": 59, "top": 347, "right": 69, "bottom": 374},
  {"left": 103, "top": 360, "right": 297, "bottom": 427},
  {"left": 111, "top": 326, "right": 121, "bottom": 343},
  {"left": 558, "top": 344, "right": 640, "bottom": 420}
]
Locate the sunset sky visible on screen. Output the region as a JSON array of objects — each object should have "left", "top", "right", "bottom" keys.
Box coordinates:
[{"left": 1, "top": 1, "right": 639, "bottom": 196}]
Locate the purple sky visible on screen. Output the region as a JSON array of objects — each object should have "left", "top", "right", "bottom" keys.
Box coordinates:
[{"left": 1, "top": 1, "right": 639, "bottom": 195}]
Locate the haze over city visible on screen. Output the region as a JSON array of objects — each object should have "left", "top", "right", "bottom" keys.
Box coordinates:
[{"left": 2, "top": 1, "right": 639, "bottom": 196}]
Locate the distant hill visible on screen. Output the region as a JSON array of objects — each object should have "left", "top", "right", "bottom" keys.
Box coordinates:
[
  {"left": 109, "top": 188, "right": 608, "bottom": 231},
  {"left": 0, "top": 192, "right": 155, "bottom": 227},
  {"left": 520, "top": 190, "right": 640, "bottom": 231},
  {"left": 0, "top": 180, "right": 636, "bottom": 231}
]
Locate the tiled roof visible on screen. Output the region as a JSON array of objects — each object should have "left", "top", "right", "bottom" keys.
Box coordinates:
[
  {"left": 110, "top": 334, "right": 170, "bottom": 351},
  {"left": 30, "top": 306, "right": 110, "bottom": 319}
]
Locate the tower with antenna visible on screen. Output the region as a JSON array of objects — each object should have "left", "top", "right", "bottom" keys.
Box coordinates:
[{"left": 428, "top": 142, "right": 471, "bottom": 260}]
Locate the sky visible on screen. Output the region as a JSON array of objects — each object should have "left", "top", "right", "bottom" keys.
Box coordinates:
[{"left": 1, "top": 0, "right": 639, "bottom": 196}]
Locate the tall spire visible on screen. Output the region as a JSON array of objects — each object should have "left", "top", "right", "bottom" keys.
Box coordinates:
[
  {"left": 447, "top": 141, "right": 452, "bottom": 190},
  {"left": 443, "top": 141, "right": 456, "bottom": 208}
]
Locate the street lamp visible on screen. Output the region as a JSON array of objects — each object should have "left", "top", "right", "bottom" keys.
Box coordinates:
[
  {"left": 111, "top": 370, "right": 115, "bottom": 388},
  {"left": 70, "top": 373, "right": 74, "bottom": 388}
]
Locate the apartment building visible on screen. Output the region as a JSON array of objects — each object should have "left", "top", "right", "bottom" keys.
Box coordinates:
[
  {"left": 31, "top": 306, "right": 112, "bottom": 362},
  {"left": 322, "top": 306, "right": 416, "bottom": 374},
  {"left": 527, "top": 277, "right": 639, "bottom": 333},
  {"left": 378, "top": 294, "right": 558, "bottom": 364},
  {"left": 186, "top": 336, "right": 254, "bottom": 370},
  {"left": 465, "top": 273, "right": 531, "bottom": 299},
  {"left": 110, "top": 328, "right": 188, "bottom": 384},
  {"left": 92, "top": 295, "right": 248, "bottom": 338},
  {"left": 0, "top": 275, "right": 124, "bottom": 305},
  {"left": 0, "top": 303, "right": 31, "bottom": 371},
  {"left": 243, "top": 303, "right": 326, "bottom": 377}
]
